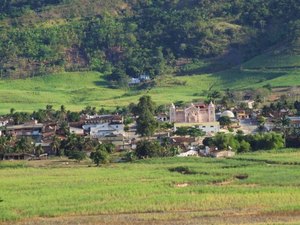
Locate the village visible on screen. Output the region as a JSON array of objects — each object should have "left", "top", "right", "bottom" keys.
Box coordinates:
[{"left": 0, "top": 87, "right": 300, "bottom": 163}]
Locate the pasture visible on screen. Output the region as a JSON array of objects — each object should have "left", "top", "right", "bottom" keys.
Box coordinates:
[
  {"left": 0, "top": 66, "right": 300, "bottom": 114},
  {"left": 0, "top": 150, "right": 300, "bottom": 224}
]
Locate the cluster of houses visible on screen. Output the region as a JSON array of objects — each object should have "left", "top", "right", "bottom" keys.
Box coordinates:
[{"left": 2, "top": 93, "right": 300, "bottom": 160}]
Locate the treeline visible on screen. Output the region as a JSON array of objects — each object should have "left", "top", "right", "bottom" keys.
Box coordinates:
[
  {"left": 0, "top": 0, "right": 299, "bottom": 81},
  {"left": 203, "top": 132, "right": 284, "bottom": 153},
  {"left": 0, "top": 0, "right": 63, "bottom": 18}
]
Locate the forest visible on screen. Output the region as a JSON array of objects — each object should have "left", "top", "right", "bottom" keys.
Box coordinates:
[{"left": 0, "top": 0, "right": 299, "bottom": 83}]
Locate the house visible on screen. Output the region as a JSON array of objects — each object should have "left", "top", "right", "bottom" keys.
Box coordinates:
[
  {"left": 83, "top": 122, "right": 124, "bottom": 138},
  {"left": 178, "top": 150, "right": 199, "bottom": 157},
  {"left": 237, "top": 100, "right": 255, "bottom": 109},
  {"left": 210, "top": 150, "right": 235, "bottom": 158},
  {"left": 5, "top": 120, "right": 43, "bottom": 143},
  {"left": 83, "top": 114, "right": 123, "bottom": 125},
  {"left": 70, "top": 127, "right": 84, "bottom": 136},
  {"left": 128, "top": 74, "right": 150, "bottom": 85},
  {"left": 139, "top": 74, "right": 150, "bottom": 81},
  {"left": 129, "top": 78, "right": 141, "bottom": 85},
  {"left": 0, "top": 119, "right": 9, "bottom": 127},
  {"left": 287, "top": 117, "right": 300, "bottom": 128},
  {"left": 174, "top": 122, "right": 220, "bottom": 134},
  {"left": 170, "top": 136, "right": 200, "bottom": 151},
  {"left": 157, "top": 113, "right": 169, "bottom": 122},
  {"left": 236, "top": 110, "right": 252, "bottom": 120},
  {"left": 2, "top": 153, "right": 35, "bottom": 160},
  {"left": 199, "top": 146, "right": 235, "bottom": 158}
]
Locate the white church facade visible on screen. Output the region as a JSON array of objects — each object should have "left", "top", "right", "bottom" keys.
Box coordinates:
[{"left": 169, "top": 102, "right": 220, "bottom": 134}]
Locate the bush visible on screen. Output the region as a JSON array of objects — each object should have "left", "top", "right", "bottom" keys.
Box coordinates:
[
  {"left": 135, "top": 140, "right": 170, "bottom": 159},
  {"left": 68, "top": 150, "right": 86, "bottom": 162}
]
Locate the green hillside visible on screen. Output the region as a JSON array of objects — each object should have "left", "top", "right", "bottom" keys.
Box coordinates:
[
  {"left": 0, "top": 0, "right": 299, "bottom": 79},
  {"left": 0, "top": 0, "right": 299, "bottom": 112},
  {"left": 0, "top": 65, "right": 299, "bottom": 114}
]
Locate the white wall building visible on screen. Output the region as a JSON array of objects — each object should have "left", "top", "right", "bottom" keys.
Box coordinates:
[{"left": 86, "top": 123, "right": 124, "bottom": 138}]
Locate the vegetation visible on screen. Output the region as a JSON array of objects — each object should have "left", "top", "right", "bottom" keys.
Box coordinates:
[
  {"left": 136, "top": 96, "right": 158, "bottom": 137},
  {"left": 0, "top": 68, "right": 300, "bottom": 114},
  {"left": 0, "top": 0, "right": 299, "bottom": 81},
  {"left": 175, "top": 127, "right": 205, "bottom": 137},
  {"left": 0, "top": 151, "right": 300, "bottom": 223},
  {"left": 204, "top": 132, "right": 284, "bottom": 153}
]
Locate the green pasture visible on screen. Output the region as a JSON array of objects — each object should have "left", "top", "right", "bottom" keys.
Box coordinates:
[
  {"left": 0, "top": 67, "right": 300, "bottom": 114},
  {"left": 0, "top": 150, "right": 300, "bottom": 222}
]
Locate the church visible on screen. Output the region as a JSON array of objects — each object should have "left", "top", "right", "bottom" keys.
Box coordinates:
[
  {"left": 169, "top": 102, "right": 219, "bottom": 134},
  {"left": 169, "top": 102, "right": 216, "bottom": 123}
]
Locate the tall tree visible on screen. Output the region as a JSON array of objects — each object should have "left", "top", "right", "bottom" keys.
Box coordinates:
[{"left": 136, "top": 96, "right": 157, "bottom": 137}]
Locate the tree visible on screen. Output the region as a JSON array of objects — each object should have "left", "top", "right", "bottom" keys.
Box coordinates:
[
  {"left": 237, "top": 140, "right": 251, "bottom": 153},
  {"left": 15, "top": 137, "right": 34, "bottom": 153},
  {"left": 276, "top": 116, "right": 291, "bottom": 146},
  {"left": 135, "top": 140, "right": 166, "bottom": 158},
  {"left": 51, "top": 135, "right": 62, "bottom": 156},
  {"left": 218, "top": 116, "right": 232, "bottom": 127},
  {"left": 136, "top": 96, "right": 158, "bottom": 137},
  {"left": 90, "top": 146, "right": 110, "bottom": 166},
  {"left": 35, "top": 144, "right": 44, "bottom": 157},
  {"left": 175, "top": 127, "right": 205, "bottom": 137},
  {"left": 208, "top": 90, "right": 221, "bottom": 103},
  {"left": 69, "top": 150, "right": 86, "bottom": 162}
]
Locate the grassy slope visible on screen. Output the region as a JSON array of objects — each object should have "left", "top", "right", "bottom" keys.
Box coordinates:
[
  {"left": 0, "top": 66, "right": 300, "bottom": 114},
  {"left": 0, "top": 151, "right": 300, "bottom": 223}
]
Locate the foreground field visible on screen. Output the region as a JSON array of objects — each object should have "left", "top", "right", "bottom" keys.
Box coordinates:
[
  {"left": 0, "top": 66, "right": 300, "bottom": 114},
  {"left": 1, "top": 150, "right": 300, "bottom": 224}
]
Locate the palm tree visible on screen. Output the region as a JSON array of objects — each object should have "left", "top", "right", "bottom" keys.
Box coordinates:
[
  {"left": 208, "top": 91, "right": 221, "bottom": 103},
  {"left": 277, "top": 116, "right": 291, "bottom": 147},
  {"left": 59, "top": 105, "right": 66, "bottom": 121},
  {"left": 51, "top": 135, "right": 61, "bottom": 156}
]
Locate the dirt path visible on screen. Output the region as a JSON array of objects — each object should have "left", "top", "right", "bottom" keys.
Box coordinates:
[{"left": 2, "top": 210, "right": 300, "bottom": 225}]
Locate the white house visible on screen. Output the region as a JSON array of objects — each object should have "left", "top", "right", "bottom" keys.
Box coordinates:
[
  {"left": 86, "top": 123, "right": 124, "bottom": 138},
  {"left": 174, "top": 122, "right": 220, "bottom": 134},
  {"left": 128, "top": 78, "right": 141, "bottom": 85},
  {"left": 0, "top": 119, "right": 9, "bottom": 127},
  {"left": 70, "top": 127, "right": 84, "bottom": 135}
]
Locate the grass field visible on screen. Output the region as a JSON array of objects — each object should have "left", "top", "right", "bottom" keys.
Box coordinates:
[
  {"left": 0, "top": 66, "right": 300, "bottom": 114},
  {"left": 0, "top": 150, "right": 300, "bottom": 224}
]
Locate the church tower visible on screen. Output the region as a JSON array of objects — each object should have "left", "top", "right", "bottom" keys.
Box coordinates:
[
  {"left": 208, "top": 101, "right": 216, "bottom": 122},
  {"left": 169, "top": 103, "right": 176, "bottom": 123}
]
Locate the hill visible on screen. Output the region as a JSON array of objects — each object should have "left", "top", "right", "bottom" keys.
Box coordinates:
[
  {"left": 0, "top": 0, "right": 299, "bottom": 79},
  {"left": 0, "top": 64, "right": 299, "bottom": 114},
  {"left": 0, "top": 0, "right": 299, "bottom": 112}
]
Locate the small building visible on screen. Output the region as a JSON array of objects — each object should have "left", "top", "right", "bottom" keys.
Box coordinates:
[
  {"left": 70, "top": 127, "right": 84, "bottom": 136},
  {"left": 5, "top": 120, "right": 43, "bottom": 143},
  {"left": 236, "top": 110, "right": 251, "bottom": 120},
  {"left": 288, "top": 117, "right": 300, "bottom": 128},
  {"left": 157, "top": 113, "right": 169, "bottom": 122},
  {"left": 83, "top": 123, "right": 124, "bottom": 138},
  {"left": 237, "top": 100, "right": 255, "bottom": 109},
  {"left": 2, "top": 153, "right": 35, "bottom": 160},
  {"left": 174, "top": 122, "right": 220, "bottom": 134},
  {"left": 129, "top": 78, "right": 141, "bottom": 85},
  {"left": 83, "top": 115, "right": 123, "bottom": 125},
  {"left": 0, "top": 119, "right": 9, "bottom": 127},
  {"left": 210, "top": 150, "right": 235, "bottom": 158},
  {"left": 178, "top": 150, "right": 199, "bottom": 157}
]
